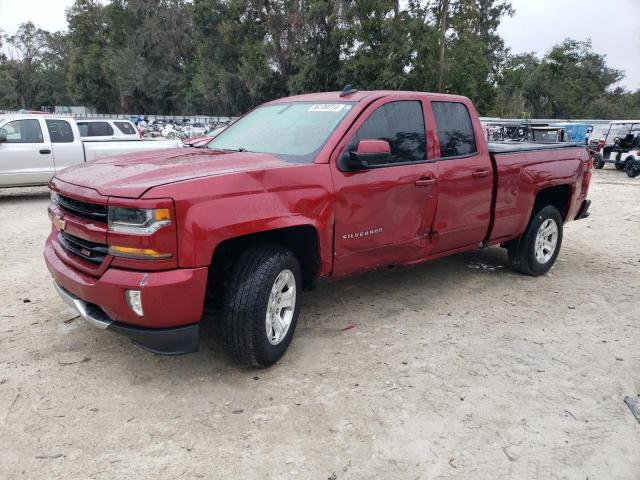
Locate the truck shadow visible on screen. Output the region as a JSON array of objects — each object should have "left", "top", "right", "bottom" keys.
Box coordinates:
[
  {"left": 101, "top": 245, "right": 519, "bottom": 377},
  {"left": 85, "top": 240, "right": 599, "bottom": 382}
]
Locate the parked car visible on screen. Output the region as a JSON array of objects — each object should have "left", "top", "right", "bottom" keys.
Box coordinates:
[
  {"left": 44, "top": 90, "right": 592, "bottom": 367},
  {"left": 0, "top": 114, "right": 182, "bottom": 188},
  {"left": 592, "top": 120, "right": 640, "bottom": 170},
  {"left": 188, "top": 122, "right": 207, "bottom": 137},
  {"left": 77, "top": 119, "right": 141, "bottom": 141},
  {"left": 183, "top": 125, "right": 229, "bottom": 148}
]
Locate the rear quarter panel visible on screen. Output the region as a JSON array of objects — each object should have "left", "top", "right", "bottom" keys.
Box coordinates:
[{"left": 489, "top": 146, "right": 590, "bottom": 244}]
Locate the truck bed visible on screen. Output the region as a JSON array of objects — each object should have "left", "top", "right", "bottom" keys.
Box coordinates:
[{"left": 488, "top": 142, "right": 586, "bottom": 154}]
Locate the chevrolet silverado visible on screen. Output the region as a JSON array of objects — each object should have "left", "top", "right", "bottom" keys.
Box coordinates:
[{"left": 44, "top": 90, "right": 592, "bottom": 367}]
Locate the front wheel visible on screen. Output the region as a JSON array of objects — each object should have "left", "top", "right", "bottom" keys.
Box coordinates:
[
  {"left": 626, "top": 158, "right": 640, "bottom": 178},
  {"left": 221, "top": 244, "right": 302, "bottom": 367},
  {"left": 507, "top": 205, "right": 563, "bottom": 276},
  {"left": 593, "top": 153, "right": 605, "bottom": 169}
]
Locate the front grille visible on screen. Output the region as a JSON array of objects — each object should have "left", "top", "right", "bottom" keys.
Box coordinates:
[
  {"left": 58, "top": 195, "right": 108, "bottom": 223},
  {"left": 58, "top": 231, "right": 108, "bottom": 264}
]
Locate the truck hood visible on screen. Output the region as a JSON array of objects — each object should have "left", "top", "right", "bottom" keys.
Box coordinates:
[{"left": 55, "top": 148, "right": 292, "bottom": 198}]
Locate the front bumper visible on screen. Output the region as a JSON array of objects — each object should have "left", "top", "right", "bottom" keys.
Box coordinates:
[
  {"left": 53, "top": 282, "right": 199, "bottom": 355},
  {"left": 45, "top": 234, "right": 208, "bottom": 355}
]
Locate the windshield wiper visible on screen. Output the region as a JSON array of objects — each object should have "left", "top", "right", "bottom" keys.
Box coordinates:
[{"left": 219, "top": 147, "right": 248, "bottom": 153}]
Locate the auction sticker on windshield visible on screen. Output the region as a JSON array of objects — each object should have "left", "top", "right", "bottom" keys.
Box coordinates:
[{"left": 308, "top": 104, "right": 348, "bottom": 112}]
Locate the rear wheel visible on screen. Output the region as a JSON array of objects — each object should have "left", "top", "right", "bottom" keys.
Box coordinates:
[
  {"left": 507, "top": 205, "right": 563, "bottom": 276},
  {"left": 221, "top": 244, "right": 302, "bottom": 368},
  {"left": 593, "top": 153, "right": 604, "bottom": 169}
]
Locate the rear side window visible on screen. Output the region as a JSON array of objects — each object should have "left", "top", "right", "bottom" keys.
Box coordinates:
[
  {"left": 350, "top": 100, "right": 426, "bottom": 164},
  {"left": 114, "top": 121, "right": 136, "bottom": 135},
  {"left": 0, "top": 119, "right": 44, "bottom": 143},
  {"left": 432, "top": 102, "right": 477, "bottom": 158},
  {"left": 46, "top": 120, "right": 75, "bottom": 143},
  {"left": 77, "top": 121, "right": 114, "bottom": 137}
]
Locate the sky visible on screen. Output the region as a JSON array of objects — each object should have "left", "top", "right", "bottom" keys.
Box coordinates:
[
  {"left": 498, "top": 0, "right": 640, "bottom": 90},
  {"left": 1, "top": 0, "right": 639, "bottom": 90}
]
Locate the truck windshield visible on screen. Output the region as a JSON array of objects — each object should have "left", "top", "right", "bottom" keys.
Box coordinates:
[{"left": 207, "top": 102, "right": 355, "bottom": 163}]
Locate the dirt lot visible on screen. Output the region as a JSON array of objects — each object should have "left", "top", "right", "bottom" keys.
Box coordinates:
[{"left": 0, "top": 168, "right": 639, "bottom": 480}]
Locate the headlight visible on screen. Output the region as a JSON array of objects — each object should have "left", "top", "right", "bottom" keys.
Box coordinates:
[
  {"left": 50, "top": 191, "right": 60, "bottom": 205},
  {"left": 108, "top": 207, "right": 171, "bottom": 234}
]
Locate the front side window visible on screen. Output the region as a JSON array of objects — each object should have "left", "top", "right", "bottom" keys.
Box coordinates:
[
  {"left": 208, "top": 102, "right": 354, "bottom": 163},
  {"left": 114, "top": 121, "right": 136, "bottom": 135},
  {"left": 0, "top": 119, "right": 44, "bottom": 143},
  {"left": 432, "top": 101, "right": 477, "bottom": 158},
  {"left": 46, "top": 120, "right": 75, "bottom": 143},
  {"left": 348, "top": 100, "right": 426, "bottom": 165}
]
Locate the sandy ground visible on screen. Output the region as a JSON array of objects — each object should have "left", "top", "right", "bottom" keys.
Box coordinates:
[{"left": 0, "top": 168, "right": 638, "bottom": 480}]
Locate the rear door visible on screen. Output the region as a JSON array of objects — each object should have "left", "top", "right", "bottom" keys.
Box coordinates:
[
  {"left": 0, "top": 118, "right": 53, "bottom": 186},
  {"left": 428, "top": 100, "right": 493, "bottom": 254},
  {"left": 46, "top": 119, "right": 85, "bottom": 172},
  {"left": 331, "top": 97, "right": 438, "bottom": 276}
]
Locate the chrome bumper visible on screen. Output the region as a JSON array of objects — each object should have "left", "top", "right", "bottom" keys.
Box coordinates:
[{"left": 53, "top": 282, "right": 112, "bottom": 330}]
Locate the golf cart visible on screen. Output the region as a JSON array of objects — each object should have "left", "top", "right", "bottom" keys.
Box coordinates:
[
  {"left": 530, "top": 126, "right": 569, "bottom": 143},
  {"left": 592, "top": 121, "right": 640, "bottom": 171}
]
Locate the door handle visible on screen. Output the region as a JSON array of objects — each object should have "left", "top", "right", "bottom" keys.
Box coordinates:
[
  {"left": 39, "top": 149, "right": 51, "bottom": 155},
  {"left": 415, "top": 177, "right": 436, "bottom": 187},
  {"left": 472, "top": 169, "right": 489, "bottom": 178}
]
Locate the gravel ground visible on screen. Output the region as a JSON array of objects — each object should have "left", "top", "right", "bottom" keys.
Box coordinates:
[{"left": 0, "top": 168, "right": 639, "bottom": 480}]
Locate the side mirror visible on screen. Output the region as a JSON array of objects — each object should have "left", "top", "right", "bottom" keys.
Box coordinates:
[
  {"left": 0, "top": 133, "right": 6, "bottom": 143},
  {"left": 339, "top": 139, "right": 391, "bottom": 171}
]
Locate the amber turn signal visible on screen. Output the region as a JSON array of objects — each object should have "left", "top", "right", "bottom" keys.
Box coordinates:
[{"left": 108, "top": 245, "right": 172, "bottom": 260}]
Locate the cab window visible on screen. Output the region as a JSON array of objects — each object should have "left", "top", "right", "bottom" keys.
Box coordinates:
[
  {"left": 77, "top": 121, "right": 114, "bottom": 137},
  {"left": 46, "top": 120, "right": 75, "bottom": 143},
  {"left": 349, "top": 101, "right": 426, "bottom": 165},
  {"left": 114, "top": 121, "right": 136, "bottom": 135},
  {"left": 0, "top": 119, "right": 44, "bottom": 143},
  {"left": 432, "top": 101, "right": 477, "bottom": 158}
]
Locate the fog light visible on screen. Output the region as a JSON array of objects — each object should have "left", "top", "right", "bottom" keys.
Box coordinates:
[{"left": 125, "top": 290, "right": 143, "bottom": 316}]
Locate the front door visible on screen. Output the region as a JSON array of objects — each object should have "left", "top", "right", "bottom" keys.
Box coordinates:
[
  {"left": 331, "top": 98, "right": 438, "bottom": 277},
  {"left": 0, "top": 118, "right": 53, "bottom": 187}
]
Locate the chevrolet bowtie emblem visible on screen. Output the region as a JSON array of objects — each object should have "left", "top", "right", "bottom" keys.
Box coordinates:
[{"left": 53, "top": 216, "right": 66, "bottom": 231}]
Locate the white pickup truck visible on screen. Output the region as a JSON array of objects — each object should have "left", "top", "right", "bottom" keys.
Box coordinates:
[{"left": 0, "top": 114, "right": 182, "bottom": 188}]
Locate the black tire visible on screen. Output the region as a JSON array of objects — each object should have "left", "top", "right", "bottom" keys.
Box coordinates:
[
  {"left": 221, "top": 244, "right": 302, "bottom": 368},
  {"left": 626, "top": 158, "right": 640, "bottom": 178},
  {"left": 507, "top": 205, "right": 563, "bottom": 276},
  {"left": 593, "top": 153, "right": 604, "bottom": 169}
]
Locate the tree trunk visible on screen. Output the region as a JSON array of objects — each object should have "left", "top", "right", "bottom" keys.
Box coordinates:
[{"left": 437, "top": 0, "right": 449, "bottom": 92}]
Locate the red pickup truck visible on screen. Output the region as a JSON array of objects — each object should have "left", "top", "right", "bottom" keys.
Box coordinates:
[{"left": 44, "top": 90, "right": 592, "bottom": 367}]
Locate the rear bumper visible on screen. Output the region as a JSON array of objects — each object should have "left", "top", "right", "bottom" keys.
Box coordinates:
[
  {"left": 53, "top": 282, "right": 199, "bottom": 355},
  {"left": 45, "top": 234, "right": 208, "bottom": 354},
  {"left": 574, "top": 199, "right": 591, "bottom": 220}
]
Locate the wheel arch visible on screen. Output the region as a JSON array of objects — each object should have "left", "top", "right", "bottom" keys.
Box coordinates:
[
  {"left": 207, "top": 224, "right": 322, "bottom": 305},
  {"left": 533, "top": 184, "right": 573, "bottom": 221}
]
